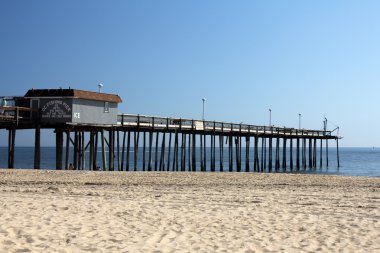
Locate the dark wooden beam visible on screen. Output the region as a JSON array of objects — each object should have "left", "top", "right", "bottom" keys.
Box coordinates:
[{"left": 34, "top": 126, "right": 41, "bottom": 169}]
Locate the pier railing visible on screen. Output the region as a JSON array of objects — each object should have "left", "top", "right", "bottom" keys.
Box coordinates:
[
  {"left": 117, "top": 114, "right": 333, "bottom": 137},
  {"left": 0, "top": 106, "right": 35, "bottom": 125}
]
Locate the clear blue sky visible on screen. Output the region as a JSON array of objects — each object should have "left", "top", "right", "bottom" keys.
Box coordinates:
[{"left": 1, "top": 0, "right": 380, "bottom": 147}]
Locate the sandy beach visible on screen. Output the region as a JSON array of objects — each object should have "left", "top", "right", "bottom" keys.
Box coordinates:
[{"left": 0, "top": 170, "right": 379, "bottom": 253}]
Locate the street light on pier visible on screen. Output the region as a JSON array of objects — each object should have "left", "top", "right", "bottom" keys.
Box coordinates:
[
  {"left": 202, "top": 98, "right": 206, "bottom": 121},
  {"left": 299, "top": 113, "right": 302, "bottom": 129},
  {"left": 269, "top": 108, "right": 272, "bottom": 126},
  {"left": 98, "top": 83, "right": 103, "bottom": 93}
]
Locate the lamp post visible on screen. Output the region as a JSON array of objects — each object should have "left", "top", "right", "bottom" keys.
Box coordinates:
[
  {"left": 202, "top": 98, "right": 206, "bottom": 120},
  {"left": 98, "top": 83, "right": 103, "bottom": 93},
  {"left": 299, "top": 113, "right": 301, "bottom": 129},
  {"left": 269, "top": 108, "right": 272, "bottom": 126}
]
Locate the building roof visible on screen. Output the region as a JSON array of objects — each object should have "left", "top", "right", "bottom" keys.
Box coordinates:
[{"left": 24, "top": 88, "right": 122, "bottom": 103}]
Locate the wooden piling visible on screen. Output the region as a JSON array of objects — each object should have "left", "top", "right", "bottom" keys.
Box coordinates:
[
  {"left": 239, "top": 135, "right": 242, "bottom": 172},
  {"left": 275, "top": 136, "right": 280, "bottom": 172},
  {"left": 188, "top": 133, "right": 191, "bottom": 171},
  {"left": 74, "top": 131, "right": 79, "bottom": 170},
  {"left": 148, "top": 131, "right": 152, "bottom": 171},
  {"left": 211, "top": 134, "right": 215, "bottom": 172},
  {"left": 101, "top": 129, "right": 106, "bottom": 170},
  {"left": 127, "top": 131, "right": 131, "bottom": 171},
  {"left": 336, "top": 139, "right": 340, "bottom": 168},
  {"left": 117, "top": 130, "right": 121, "bottom": 171},
  {"left": 34, "top": 126, "right": 41, "bottom": 169},
  {"left": 174, "top": 131, "right": 179, "bottom": 171},
  {"left": 94, "top": 131, "right": 98, "bottom": 170},
  {"left": 313, "top": 138, "right": 317, "bottom": 168},
  {"left": 121, "top": 130, "right": 126, "bottom": 171},
  {"left": 296, "top": 131, "right": 300, "bottom": 171},
  {"left": 89, "top": 130, "right": 94, "bottom": 171},
  {"left": 155, "top": 132, "right": 159, "bottom": 171},
  {"left": 78, "top": 130, "right": 83, "bottom": 170},
  {"left": 308, "top": 138, "right": 312, "bottom": 169},
  {"left": 261, "top": 137, "right": 264, "bottom": 172},
  {"left": 162, "top": 132, "right": 166, "bottom": 171},
  {"left": 209, "top": 135, "right": 213, "bottom": 171},
  {"left": 229, "top": 135, "right": 233, "bottom": 172},
  {"left": 320, "top": 139, "right": 323, "bottom": 168},
  {"left": 7, "top": 129, "right": 12, "bottom": 168},
  {"left": 219, "top": 135, "right": 223, "bottom": 172},
  {"left": 192, "top": 133, "right": 196, "bottom": 172},
  {"left": 11, "top": 128, "right": 16, "bottom": 169},
  {"left": 200, "top": 134, "right": 204, "bottom": 171},
  {"left": 181, "top": 133, "right": 186, "bottom": 171},
  {"left": 289, "top": 138, "right": 293, "bottom": 171},
  {"left": 252, "top": 136, "right": 256, "bottom": 172},
  {"left": 300, "top": 136, "right": 303, "bottom": 169},
  {"left": 213, "top": 135, "right": 216, "bottom": 172},
  {"left": 109, "top": 130, "right": 114, "bottom": 171},
  {"left": 245, "top": 135, "right": 250, "bottom": 172},
  {"left": 253, "top": 135, "right": 258, "bottom": 172},
  {"left": 184, "top": 133, "right": 188, "bottom": 171},
  {"left": 173, "top": 132, "right": 177, "bottom": 171},
  {"left": 6, "top": 128, "right": 15, "bottom": 168},
  {"left": 84, "top": 134, "right": 92, "bottom": 169},
  {"left": 235, "top": 137, "right": 240, "bottom": 172},
  {"left": 134, "top": 131, "right": 139, "bottom": 171},
  {"left": 81, "top": 129, "right": 85, "bottom": 170},
  {"left": 282, "top": 138, "right": 287, "bottom": 171},
  {"left": 302, "top": 135, "right": 306, "bottom": 170},
  {"left": 76, "top": 130, "right": 81, "bottom": 170},
  {"left": 203, "top": 134, "right": 207, "bottom": 171},
  {"left": 263, "top": 127, "right": 266, "bottom": 172},
  {"left": 65, "top": 129, "right": 70, "bottom": 170},
  {"left": 181, "top": 133, "right": 187, "bottom": 171},
  {"left": 263, "top": 137, "right": 267, "bottom": 172},
  {"left": 326, "top": 139, "right": 329, "bottom": 167},
  {"left": 84, "top": 129, "right": 95, "bottom": 171},
  {"left": 160, "top": 132, "right": 166, "bottom": 171},
  {"left": 142, "top": 131, "right": 146, "bottom": 171},
  {"left": 210, "top": 134, "right": 213, "bottom": 171},
  {"left": 167, "top": 132, "right": 172, "bottom": 171},
  {"left": 268, "top": 136, "right": 273, "bottom": 172}
]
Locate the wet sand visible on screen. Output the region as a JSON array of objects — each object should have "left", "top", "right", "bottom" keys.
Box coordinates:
[{"left": 0, "top": 169, "right": 379, "bottom": 252}]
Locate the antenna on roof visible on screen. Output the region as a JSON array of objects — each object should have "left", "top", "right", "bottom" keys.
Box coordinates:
[{"left": 98, "top": 83, "right": 103, "bottom": 93}]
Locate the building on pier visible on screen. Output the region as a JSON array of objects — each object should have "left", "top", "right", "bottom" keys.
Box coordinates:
[
  {"left": 0, "top": 89, "right": 122, "bottom": 125},
  {"left": 23, "top": 88, "right": 122, "bottom": 125}
]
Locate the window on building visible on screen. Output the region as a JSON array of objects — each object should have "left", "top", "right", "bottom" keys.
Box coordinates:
[{"left": 104, "top": 102, "right": 109, "bottom": 113}]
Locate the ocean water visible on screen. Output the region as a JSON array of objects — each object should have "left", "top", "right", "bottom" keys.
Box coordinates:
[{"left": 0, "top": 147, "right": 379, "bottom": 177}]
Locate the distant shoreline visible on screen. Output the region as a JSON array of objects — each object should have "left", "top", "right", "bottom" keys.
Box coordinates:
[
  {"left": 1, "top": 167, "right": 379, "bottom": 178},
  {"left": 1, "top": 168, "right": 379, "bottom": 186}
]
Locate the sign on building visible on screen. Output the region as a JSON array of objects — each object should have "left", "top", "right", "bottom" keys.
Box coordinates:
[{"left": 41, "top": 99, "right": 72, "bottom": 122}]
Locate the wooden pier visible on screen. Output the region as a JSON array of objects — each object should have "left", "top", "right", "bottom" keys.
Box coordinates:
[{"left": 0, "top": 110, "right": 341, "bottom": 172}]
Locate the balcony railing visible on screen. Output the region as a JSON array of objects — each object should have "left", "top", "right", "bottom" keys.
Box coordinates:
[{"left": 0, "top": 106, "right": 36, "bottom": 125}]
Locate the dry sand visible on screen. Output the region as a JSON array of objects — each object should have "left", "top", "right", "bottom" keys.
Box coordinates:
[{"left": 0, "top": 169, "right": 379, "bottom": 253}]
